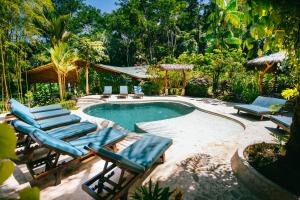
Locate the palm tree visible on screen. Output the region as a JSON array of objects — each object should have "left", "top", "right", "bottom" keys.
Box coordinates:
[
  {"left": 49, "top": 42, "right": 78, "bottom": 101},
  {"left": 35, "top": 11, "right": 71, "bottom": 47}
]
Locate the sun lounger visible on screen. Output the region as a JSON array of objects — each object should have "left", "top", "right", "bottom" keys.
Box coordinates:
[
  {"left": 134, "top": 86, "right": 144, "bottom": 98},
  {"left": 9, "top": 100, "right": 80, "bottom": 129},
  {"left": 26, "top": 127, "right": 127, "bottom": 185},
  {"left": 10, "top": 98, "right": 63, "bottom": 113},
  {"left": 119, "top": 86, "right": 128, "bottom": 98},
  {"left": 270, "top": 115, "right": 292, "bottom": 132},
  {"left": 103, "top": 86, "right": 112, "bottom": 97},
  {"left": 10, "top": 98, "right": 70, "bottom": 120},
  {"left": 234, "top": 96, "right": 286, "bottom": 120},
  {"left": 82, "top": 134, "right": 172, "bottom": 200}
]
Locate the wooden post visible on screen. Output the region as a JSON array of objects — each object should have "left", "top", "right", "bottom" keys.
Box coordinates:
[
  {"left": 164, "top": 70, "right": 168, "bottom": 95},
  {"left": 85, "top": 63, "right": 89, "bottom": 96},
  {"left": 181, "top": 70, "right": 186, "bottom": 96},
  {"left": 258, "top": 62, "right": 273, "bottom": 96},
  {"left": 49, "top": 83, "right": 52, "bottom": 97}
]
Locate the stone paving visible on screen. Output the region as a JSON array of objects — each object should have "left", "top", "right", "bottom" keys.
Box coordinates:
[{"left": 5, "top": 95, "right": 283, "bottom": 199}]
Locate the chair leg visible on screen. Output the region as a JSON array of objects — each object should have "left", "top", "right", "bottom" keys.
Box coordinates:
[
  {"left": 260, "top": 115, "right": 264, "bottom": 120},
  {"left": 237, "top": 109, "right": 240, "bottom": 114}
]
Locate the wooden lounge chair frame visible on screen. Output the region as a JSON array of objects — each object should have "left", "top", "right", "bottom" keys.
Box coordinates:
[
  {"left": 236, "top": 109, "right": 271, "bottom": 120},
  {"left": 82, "top": 146, "right": 168, "bottom": 200},
  {"left": 24, "top": 132, "right": 123, "bottom": 185},
  {"left": 271, "top": 118, "right": 291, "bottom": 133}
]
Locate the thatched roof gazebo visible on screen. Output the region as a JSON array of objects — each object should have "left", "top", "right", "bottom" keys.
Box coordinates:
[
  {"left": 26, "top": 61, "right": 150, "bottom": 96},
  {"left": 159, "top": 64, "right": 194, "bottom": 96},
  {"left": 245, "top": 52, "right": 287, "bottom": 95}
]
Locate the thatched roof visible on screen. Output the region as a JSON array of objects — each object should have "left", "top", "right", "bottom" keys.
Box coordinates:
[
  {"left": 246, "top": 52, "right": 287, "bottom": 67},
  {"left": 25, "top": 63, "right": 79, "bottom": 84},
  {"left": 159, "top": 64, "right": 194, "bottom": 71},
  {"left": 93, "top": 64, "right": 150, "bottom": 79},
  {"left": 26, "top": 61, "right": 150, "bottom": 83}
]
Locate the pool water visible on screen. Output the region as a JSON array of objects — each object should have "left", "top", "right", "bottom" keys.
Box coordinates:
[{"left": 84, "top": 102, "right": 195, "bottom": 131}]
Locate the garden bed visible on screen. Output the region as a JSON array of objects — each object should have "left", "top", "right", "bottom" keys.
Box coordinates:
[{"left": 244, "top": 143, "right": 300, "bottom": 197}]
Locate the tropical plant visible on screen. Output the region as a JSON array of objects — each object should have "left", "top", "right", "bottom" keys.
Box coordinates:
[
  {"left": 131, "top": 179, "right": 183, "bottom": 200},
  {"left": 206, "top": 0, "right": 244, "bottom": 51},
  {"left": 0, "top": 123, "right": 39, "bottom": 199},
  {"left": 49, "top": 42, "right": 78, "bottom": 101}
]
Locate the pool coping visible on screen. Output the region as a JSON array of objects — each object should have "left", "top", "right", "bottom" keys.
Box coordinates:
[{"left": 78, "top": 98, "right": 246, "bottom": 132}]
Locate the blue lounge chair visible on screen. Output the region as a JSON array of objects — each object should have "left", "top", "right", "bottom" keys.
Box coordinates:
[
  {"left": 10, "top": 100, "right": 80, "bottom": 130},
  {"left": 134, "top": 86, "right": 144, "bottom": 98},
  {"left": 82, "top": 134, "right": 172, "bottom": 200},
  {"left": 234, "top": 96, "right": 286, "bottom": 120},
  {"left": 270, "top": 115, "right": 292, "bottom": 132},
  {"left": 10, "top": 99, "right": 70, "bottom": 120},
  {"left": 103, "top": 86, "right": 112, "bottom": 97},
  {"left": 119, "top": 86, "right": 128, "bottom": 98},
  {"left": 12, "top": 120, "right": 97, "bottom": 139},
  {"left": 26, "top": 127, "right": 127, "bottom": 185}
]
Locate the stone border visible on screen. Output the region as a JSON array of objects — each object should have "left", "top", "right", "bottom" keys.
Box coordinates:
[
  {"left": 79, "top": 99, "right": 246, "bottom": 132},
  {"left": 231, "top": 142, "right": 300, "bottom": 200}
]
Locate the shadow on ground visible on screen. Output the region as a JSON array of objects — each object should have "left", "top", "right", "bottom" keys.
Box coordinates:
[{"left": 156, "top": 153, "right": 259, "bottom": 200}]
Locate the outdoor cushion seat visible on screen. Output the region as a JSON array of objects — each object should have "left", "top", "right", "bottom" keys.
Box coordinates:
[
  {"left": 234, "top": 96, "right": 286, "bottom": 119},
  {"left": 82, "top": 134, "right": 172, "bottom": 199},
  {"left": 134, "top": 86, "right": 144, "bottom": 97},
  {"left": 30, "top": 104, "right": 62, "bottom": 113},
  {"left": 32, "top": 109, "right": 70, "bottom": 120},
  {"left": 88, "top": 134, "right": 173, "bottom": 173},
  {"left": 10, "top": 98, "right": 62, "bottom": 113},
  {"left": 12, "top": 119, "right": 97, "bottom": 140},
  {"left": 31, "top": 127, "right": 126, "bottom": 157},
  {"left": 234, "top": 104, "right": 270, "bottom": 114},
  {"left": 119, "top": 86, "right": 128, "bottom": 95},
  {"left": 26, "top": 127, "right": 127, "bottom": 184},
  {"left": 34, "top": 114, "right": 81, "bottom": 130},
  {"left": 103, "top": 86, "right": 112, "bottom": 95},
  {"left": 270, "top": 115, "right": 292, "bottom": 131},
  {"left": 10, "top": 98, "right": 77, "bottom": 128}
]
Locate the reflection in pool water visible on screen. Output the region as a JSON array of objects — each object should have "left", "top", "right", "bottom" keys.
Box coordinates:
[{"left": 84, "top": 102, "right": 195, "bottom": 131}]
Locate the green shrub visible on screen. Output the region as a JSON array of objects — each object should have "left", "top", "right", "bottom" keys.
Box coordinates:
[
  {"left": 169, "top": 88, "right": 182, "bottom": 95},
  {"left": 141, "top": 81, "right": 163, "bottom": 96},
  {"left": 186, "top": 76, "right": 210, "bottom": 97},
  {"left": 60, "top": 100, "right": 77, "bottom": 110}
]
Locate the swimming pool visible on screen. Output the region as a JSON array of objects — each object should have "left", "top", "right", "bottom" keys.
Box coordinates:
[{"left": 84, "top": 102, "right": 195, "bottom": 131}]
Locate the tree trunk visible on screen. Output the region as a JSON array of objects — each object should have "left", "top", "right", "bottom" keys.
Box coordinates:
[
  {"left": 164, "top": 70, "right": 168, "bottom": 96},
  {"left": 181, "top": 71, "right": 186, "bottom": 96},
  {"left": 58, "top": 73, "right": 64, "bottom": 101},
  {"left": 0, "top": 40, "right": 9, "bottom": 108},
  {"left": 85, "top": 63, "right": 89, "bottom": 96},
  {"left": 285, "top": 84, "right": 300, "bottom": 167}
]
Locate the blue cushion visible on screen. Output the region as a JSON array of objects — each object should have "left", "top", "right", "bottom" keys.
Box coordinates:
[
  {"left": 11, "top": 119, "right": 38, "bottom": 135},
  {"left": 32, "top": 109, "right": 70, "bottom": 120},
  {"left": 120, "top": 86, "right": 128, "bottom": 94},
  {"left": 103, "top": 86, "right": 112, "bottom": 94},
  {"left": 31, "top": 129, "right": 85, "bottom": 157},
  {"left": 36, "top": 114, "right": 81, "bottom": 129},
  {"left": 252, "top": 96, "right": 286, "bottom": 110},
  {"left": 10, "top": 99, "right": 39, "bottom": 127},
  {"left": 88, "top": 134, "right": 172, "bottom": 173},
  {"left": 234, "top": 104, "right": 270, "bottom": 114},
  {"left": 134, "top": 86, "right": 144, "bottom": 95},
  {"left": 47, "top": 121, "right": 97, "bottom": 139},
  {"left": 30, "top": 104, "right": 62, "bottom": 113},
  {"left": 69, "top": 127, "right": 127, "bottom": 154},
  {"left": 271, "top": 116, "right": 292, "bottom": 128},
  {"left": 88, "top": 144, "right": 145, "bottom": 173},
  {"left": 119, "top": 134, "right": 172, "bottom": 169}
]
